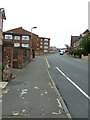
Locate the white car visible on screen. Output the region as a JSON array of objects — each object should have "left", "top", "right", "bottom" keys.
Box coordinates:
[{"left": 59, "top": 50, "right": 64, "bottom": 55}]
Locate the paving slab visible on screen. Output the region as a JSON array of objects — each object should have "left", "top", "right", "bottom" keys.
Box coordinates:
[{"left": 0, "top": 82, "right": 8, "bottom": 89}]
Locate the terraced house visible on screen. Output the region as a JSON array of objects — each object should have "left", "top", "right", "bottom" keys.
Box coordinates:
[{"left": 70, "top": 29, "right": 90, "bottom": 50}]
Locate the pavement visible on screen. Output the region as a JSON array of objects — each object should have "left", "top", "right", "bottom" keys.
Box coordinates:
[
  {"left": 0, "top": 67, "right": 21, "bottom": 89},
  {"left": 2, "top": 55, "right": 72, "bottom": 119},
  {"left": 0, "top": 82, "right": 8, "bottom": 89}
]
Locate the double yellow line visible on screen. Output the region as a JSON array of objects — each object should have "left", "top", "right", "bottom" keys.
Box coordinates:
[{"left": 45, "top": 58, "right": 51, "bottom": 68}]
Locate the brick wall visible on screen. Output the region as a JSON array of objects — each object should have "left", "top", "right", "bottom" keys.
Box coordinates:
[
  {"left": 3, "top": 43, "right": 13, "bottom": 68},
  {"left": 82, "top": 54, "right": 90, "bottom": 61}
]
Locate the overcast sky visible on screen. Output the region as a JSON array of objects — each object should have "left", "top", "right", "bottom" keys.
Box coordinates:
[{"left": 0, "top": 0, "right": 89, "bottom": 48}]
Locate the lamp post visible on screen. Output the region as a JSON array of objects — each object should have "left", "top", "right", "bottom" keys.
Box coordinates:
[{"left": 30, "top": 26, "right": 37, "bottom": 59}]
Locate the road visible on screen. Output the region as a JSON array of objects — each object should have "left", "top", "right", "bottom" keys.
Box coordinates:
[{"left": 47, "top": 53, "right": 89, "bottom": 118}]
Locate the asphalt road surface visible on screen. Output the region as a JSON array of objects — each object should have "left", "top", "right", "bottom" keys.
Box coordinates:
[{"left": 47, "top": 53, "right": 89, "bottom": 118}]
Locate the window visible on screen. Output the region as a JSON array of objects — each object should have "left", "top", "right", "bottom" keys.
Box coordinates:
[
  {"left": 40, "top": 45, "right": 42, "bottom": 48},
  {"left": 22, "top": 36, "right": 29, "bottom": 40},
  {"left": 14, "top": 43, "right": 20, "bottom": 47},
  {"left": 22, "top": 43, "right": 29, "bottom": 47},
  {"left": 40, "top": 41, "right": 43, "bottom": 45},
  {"left": 14, "top": 36, "right": 20, "bottom": 40},
  {"left": 40, "top": 39, "right": 43, "bottom": 42},
  {"left": 44, "top": 50, "right": 48, "bottom": 52},
  {"left": 44, "top": 42, "right": 48, "bottom": 45},
  {"left": 44, "top": 46, "right": 48, "bottom": 49},
  {"left": 44, "top": 39, "right": 48, "bottom": 42},
  {"left": 5, "top": 35, "right": 13, "bottom": 39},
  {"left": 37, "top": 48, "right": 39, "bottom": 50}
]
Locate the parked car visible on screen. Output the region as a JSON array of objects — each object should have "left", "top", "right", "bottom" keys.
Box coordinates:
[{"left": 59, "top": 50, "right": 64, "bottom": 55}]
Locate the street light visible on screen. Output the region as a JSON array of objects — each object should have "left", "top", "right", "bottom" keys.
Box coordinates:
[
  {"left": 31, "top": 26, "right": 37, "bottom": 33},
  {"left": 30, "top": 26, "right": 37, "bottom": 59},
  {"left": 31, "top": 26, "right": 37, "bottom": 47}
]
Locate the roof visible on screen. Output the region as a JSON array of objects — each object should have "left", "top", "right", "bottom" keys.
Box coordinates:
[
  {"left": 82, "top": 29, "right": 90, "bottom": 34},
  {"left": 4, "top": 27, "right": 38, "bottom": 37},
  {"left": 5, "top": 27, "right": 31, "bottom": 35},
  {"left": 39, "top": 37, "right": 50, "bottom": 40},
  {"left": 3, "top": 31, "right": 31, "bottom": 37}
]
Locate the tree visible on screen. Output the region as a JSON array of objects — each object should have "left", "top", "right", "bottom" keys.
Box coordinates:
[
  {"left": 64, "top": 44, "right": 70, "bottom": 53},
  {"left": 79, "top": 34, "right": 90, "bottom": 55},
  {"left": 64, "top": 44, "right": 70, "bottom": 49}
]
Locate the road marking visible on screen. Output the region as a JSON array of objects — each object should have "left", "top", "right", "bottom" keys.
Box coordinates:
[
  {"left": 45, "top": 58, "right": 51, "bottom": 68},
  {"left": 56, "top": 67, "right": 90, "bottom": 101},
  {"left": 46, "top": 68, "right": 72, "bottom": 119}
]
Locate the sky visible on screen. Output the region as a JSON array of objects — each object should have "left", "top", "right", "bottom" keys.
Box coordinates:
[{"left": 0, "top": 0, "right": 89, "bottom": 48}]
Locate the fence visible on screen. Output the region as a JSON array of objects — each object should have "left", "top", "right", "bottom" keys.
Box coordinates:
[{"left": 82, "top": 54, "right": 90, "bottom": 61}]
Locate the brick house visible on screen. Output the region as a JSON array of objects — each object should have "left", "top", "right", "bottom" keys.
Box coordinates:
[
  {"left": 3, "top": 27, "right": 32, "bottom": 68},
  {"left": 70, "top": 29, "right": 90, "bottom": 50},
  {"left": 70, "top": 35, "right": 81, "bottom": 49}
]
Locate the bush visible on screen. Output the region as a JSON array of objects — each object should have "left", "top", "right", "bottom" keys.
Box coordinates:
[
  {"left": 79, "top": 35, "right": 90, "bottom": 54},
  {"left": 69, "top": 50, "right": 73, "bottom": 55},
  {"left": 73, "top": 49, "right": 83, "bottom": 58}
]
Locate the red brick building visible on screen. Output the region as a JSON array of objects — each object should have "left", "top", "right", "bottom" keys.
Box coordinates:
[
  {"left": 35, "top": 37, "right": 50, "bottom": 55},
  {"left": 3, "top": 27, "right": 32, "bottom": 68},
  {"left": 2, "top": 27, "right": 50, "bottom": 68},
  {"left": 38, "top": 37, "right": 50, "bottom": 55},
  {"left": 4, "top": 27, "right": 32, "bottom": 48}
]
